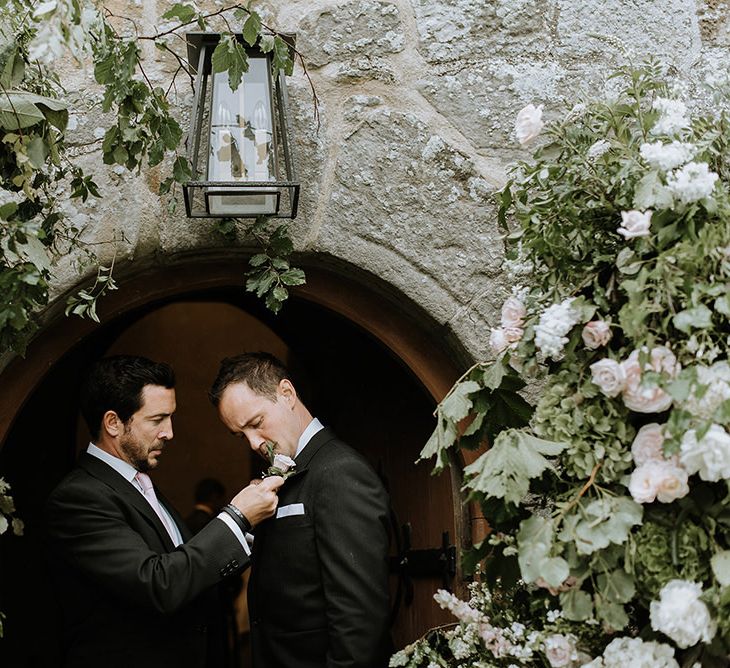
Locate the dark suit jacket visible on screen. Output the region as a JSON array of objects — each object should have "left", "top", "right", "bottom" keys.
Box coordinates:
[
  {"left": 248, "top": 427, "right": 391, "bottom": 668},
  {"left": 45, "top": 452, "right": 248, "bottom": 668}
]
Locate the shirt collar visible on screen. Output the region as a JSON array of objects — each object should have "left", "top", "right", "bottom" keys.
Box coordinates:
[
  {"left": 295, "top": 417, "right": 324, "bottom": 458},
  {"left": 87, "top": 443, "right": 138, "bottom": 483}
]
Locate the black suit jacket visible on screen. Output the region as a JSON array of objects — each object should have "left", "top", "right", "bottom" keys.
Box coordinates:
[
  {"left": 248, "top": 427, "right": 391, "bottom": 668},
  {"left": 45, "top": 453, "right": 248, "bottom": 668}
]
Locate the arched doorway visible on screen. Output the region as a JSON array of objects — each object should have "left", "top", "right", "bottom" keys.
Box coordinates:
[{"left": 0, "top": 258, "right": 472, "bottom": 666}]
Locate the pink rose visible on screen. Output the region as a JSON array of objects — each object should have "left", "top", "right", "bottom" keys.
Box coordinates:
[
  {"left": 621, "top": 347, "right": 678, "bottom": 413},
  {"left": 582, "top": 320, "right": 612, "bottom": 349},
  {"left": 543, "top": 634, "right": 579, "bottom": 668},
  {"left": 489, "top": 327, "right": 523, "bottom": 355},
  {"left": 590, "top": 358, "right": 626, "bottom": 398},
  {"left": 501, "top": 296, "right": 526, "bottom": 329},
  {"left": 631, "top": 423, "right": 666, "bottom": 466}
]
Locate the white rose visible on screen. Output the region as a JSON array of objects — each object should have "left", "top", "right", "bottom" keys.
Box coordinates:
[
  {"left": 590, "top": 358, "right": 626, "bottom": 398},
  {"left": 618, "top": 210, "right": 652, "bottom": 239},
  {"left": 629, "top": 462, "right": 660, "bottom": 503},
  {"left": 629, "top": 460, "right": 688, "bottom": 505},
  {"left": 515, "top": 103, "right": 544, "bottom": 145},
  {"left": 501, "top": 296, "right": 526, "bottom": 329},
  {"left": 582, "top": 320, "right": 612, "bottom": 349},
  {"left": 631, "top": 423, "right": 666, "bottom": 466},
  {"left": 649, "top": 346, "right": 681, "bottom": 377},
  {"left": 650, "top": 580, "right": 716, "bottom": 648},
  {"left": 543, "top": 634, "right": 578, "bottom": 668},
  {"left": 679, "top": 424, "right": 730, "bottom": 482},
  {"left": 272, "top": 453, "right": 296, "bottom": 472},
  {"left": 490, "top": 328, "right": 509, "bottom": 355},
  {"left": 653, "top": 461, "right": 689, "bottom": 503}
]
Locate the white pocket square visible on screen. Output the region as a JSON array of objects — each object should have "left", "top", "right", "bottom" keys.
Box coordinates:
[{"left": 276, "top": 503, "right": 305, "bottom": 518}]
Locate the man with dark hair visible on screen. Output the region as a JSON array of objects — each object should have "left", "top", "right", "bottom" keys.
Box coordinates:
[
  {"left": 46, "top": 355, "right": 283, "bottom": 668},
  {"left": 210, "top": 352, "right": 392, "bottom": 668}
]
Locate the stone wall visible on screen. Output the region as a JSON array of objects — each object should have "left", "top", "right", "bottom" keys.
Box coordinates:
[{"left": 44, "top": 0, "right": 730, "bottom": 362}]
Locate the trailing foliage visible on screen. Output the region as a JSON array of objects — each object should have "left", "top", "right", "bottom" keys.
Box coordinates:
[
  {"left": 403, "top": 62, "right": 730, "bottom": 667},
  {"left": 0, "top": 0, "right": 300, "bottom": 356}
]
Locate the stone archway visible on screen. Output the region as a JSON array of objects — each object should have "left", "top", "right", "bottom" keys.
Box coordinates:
[{"left": 0, "top": 256, "right": 480, "bottom": 665}]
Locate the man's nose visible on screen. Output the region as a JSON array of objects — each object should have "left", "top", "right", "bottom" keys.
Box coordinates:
[{"left": 160, "top": 420, "right": 173, "bottom": 440}]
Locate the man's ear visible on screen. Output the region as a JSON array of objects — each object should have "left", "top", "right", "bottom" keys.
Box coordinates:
[
  {"left": 102, "top": 410, "right": 123, "bottom": 438},
  {"left": 278, "top": 379, "right": 297, "bottom": 408}
]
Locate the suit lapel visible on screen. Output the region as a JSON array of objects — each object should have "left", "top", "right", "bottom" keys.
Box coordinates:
[
  {"left": 78, "top": 452, "right": 178, "bottom": 550},
  {"left": 294, "top": 426, "right": 336, "bottom": 470},
  {"left": 157, "top": 488, "right": 191, "bottom": 542}
]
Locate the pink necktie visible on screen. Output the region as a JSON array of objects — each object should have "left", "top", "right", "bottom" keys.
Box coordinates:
[{"left": 135, "top": 472, "right": 179, "bottom": 546}]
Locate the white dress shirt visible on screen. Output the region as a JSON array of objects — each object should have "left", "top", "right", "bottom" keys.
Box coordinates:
[{"left": 295, "top": 417, "right": 324, "bottom": 458}]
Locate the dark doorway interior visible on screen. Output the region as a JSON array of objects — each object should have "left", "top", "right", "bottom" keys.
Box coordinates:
[{"left": 0, "top": 290, "right": 455, "bottom": 667}]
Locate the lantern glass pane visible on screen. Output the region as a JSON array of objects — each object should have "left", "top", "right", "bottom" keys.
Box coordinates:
[{"left": 206, "top": 56, "right": 279, "bottom": 216}]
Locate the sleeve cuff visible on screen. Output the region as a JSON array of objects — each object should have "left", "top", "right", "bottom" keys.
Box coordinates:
[{"left": 216, "top": 513, "right": 251, "bottom": 556}]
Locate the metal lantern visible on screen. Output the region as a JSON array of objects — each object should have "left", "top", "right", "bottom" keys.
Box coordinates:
[{"left": 184, "top": 33, "right": 299, "bottom": 218}]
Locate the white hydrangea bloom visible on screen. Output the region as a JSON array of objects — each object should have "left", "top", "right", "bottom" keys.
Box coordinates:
[
  {"left": 639, "top": 140, "right": 695, "bottom": 171},
  {"left": 685, "top": 362, "right": 730, "bottom": 420},
  {"left": 666, "top": 162, "right": 719, "bottom": 204},
  {"left": 650, "top": 580, "right": 716, "bottom": 648},
  {"left": 589, "top": 636, "right": 679, "bottom": 667},
  {"left": 534, "top": 298, "right": 580, "bottom": 360},
  {"left": 651, "top": 97, "right": 690, "bottom": 136},
  {"left": 0, "top": 515, "right": 7, "bottom": 535},
  {"left": 587, "top": 139, "right": 611, "bottom": 161},
  {"left": 679, "top": 424, "right": 730, "bottom": 482}
]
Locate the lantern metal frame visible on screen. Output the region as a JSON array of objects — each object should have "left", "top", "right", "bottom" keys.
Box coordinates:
[{"left": 183, "top": 32, "right": 299, "bottom": 219}]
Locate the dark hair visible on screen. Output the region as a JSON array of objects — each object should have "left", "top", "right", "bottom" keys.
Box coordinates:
[
  {"left": 194, "top": 478, "right": 226, "bottom": 504},
  {"left": 209, "top": 352, "right": 289, "bottom": 407},
  {"left": 80, "top": 355, "right": 176, "bottom": 441}
]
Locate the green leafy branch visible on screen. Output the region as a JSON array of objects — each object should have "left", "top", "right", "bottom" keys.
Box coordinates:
[{"left": 245, "top": 216, "right": 305, "bottom": 313}]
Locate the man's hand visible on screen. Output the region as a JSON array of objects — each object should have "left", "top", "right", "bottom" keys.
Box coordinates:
[{"left": 230, "top": 476, "right": 284, "bottom": 527}]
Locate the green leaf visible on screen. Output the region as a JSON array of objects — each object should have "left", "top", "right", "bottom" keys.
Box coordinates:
[
  {"left": 482, "top": 360, "right": 507, "bottom": 390},
  {"left": 272, "top": 35, "right": 293, "bottom": 76},
  {"left": 243, "top": 12, "right": 262, "bottom": 46},
  {"left": 673, "top": 304, "right": 713, "bottom": 333},
  {"left": 516, "top": 516, "right": 569, "bottom": 587},
  {"left": 595, "top": 599, "right": 629, "bottom": 631},
  {"left": 561, "top": 497, "right": 642, "bottom": 555},
  {"left": 464, "top": 430, "right": 566, "bottom": 505},
  {"left": 0, "top": 45, "right": 25, "bottom": 88},
  {"left": 280, "top": 268, "right": 306, "bottom": 286},
  {"left": 714, "top": 293, "right": 730, "bottom": 317},
  {"left": 441, "top": 380, "right": 481, "bottom": 422},
  {"left": 26, "top": 137, "right": 48, "bottom": 169},
  {"left": 597, "top": 569, "right": 635, "bottom": 604},
  {"left": 560, "top": 589, "right": 593, "bottom": 621},
  {"left": 0, "top": 93, "right": 44, "bottom": 129},
  {"left": 161, "top": 3, "right": 197, "bottom": 23},
  {"left": 418, "top": 418, "right": 458, "bottom": 471},
  {"left": 172, "top": 156, "right": 192, "bottom": 183},
  {"left": 211, "top": 35, "right": 249, "bottom": 91},
  {"left": 712, "top": 550, "right": 730, "bottom": 587},
  {"left": 249, "top": 253, "right": 269, "bottom": 267}
]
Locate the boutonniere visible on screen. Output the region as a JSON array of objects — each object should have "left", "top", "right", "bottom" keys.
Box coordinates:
[{"left": 262, "top": 441, "right": 298, "bottom": 480}]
